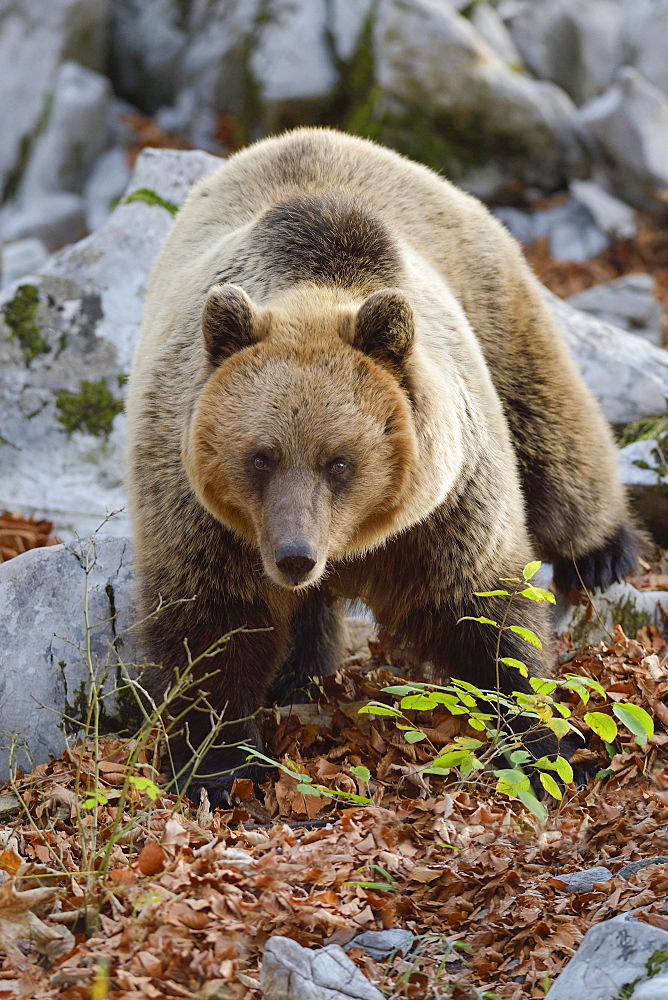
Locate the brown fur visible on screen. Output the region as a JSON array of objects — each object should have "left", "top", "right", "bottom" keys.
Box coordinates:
[{"left": 125, "top": 128, "right": 640, "bottom": 800}]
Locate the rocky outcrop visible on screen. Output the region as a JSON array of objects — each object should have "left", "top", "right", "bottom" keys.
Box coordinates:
[{"left": 0, "top": 147, "right": 220, "bottom": 538}]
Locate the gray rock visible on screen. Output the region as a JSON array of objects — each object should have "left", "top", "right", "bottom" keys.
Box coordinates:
[
  {"left": 18, "top": 61, "right": 111, "bottom": 200},
  {"left": 0, "top": 192, "right": 87, "bottom": 251},
  {"left": 569, "top": 179, "right": 637, "bottom": 240},
  {"left": 622, "top": 0, "right": 668, "bottom": 98},
  {"left": 567, "top": 274, "right": 663, "bottom": 346},
  {"left": 493, "top": 206, "right": 536, "bottom": 245},
  {"left": 504, "top": 0, "right": 623, "bottom": 105},
  {"left": 84, "top": 147, "right": 132, "bottom": 232},
  {"left": 554, "top": 581, "right": 668, "bottom": 646},
  {"left": 618, "top": 436, "right": 668, "bottom": 546},
  {"left": 634, "top": 977, "right": 668, "bottom": 1000},
  {"left": 0, "top": 537, "right": 142, "bottom": 783},
  {"left": 346, "top": 929, "right": 414, "bottom": 960},
  {"left": 577, "top": 67, "right": 668, "bottom": 218},
  {"left": 0, "top": 0, "right": 108, "bottom": 204},
  {"left": 109, "top": 0, "right": 581, "bottom": 190},
  {"left": 0, "top": 238, "right": 49, "bottom": 290},
  {"left": 548, "top": 293, "right": 668, "bottom": 424},
  {"left": 619, "top": 857, "right": 668, "bottom": 880},
  {"left": 374, "top": 0, "right": 582, "bottom": 192},
  {"left": 619, "top": 437, "right": 668, "bottom": 488},
  {"left": 261, "top": 936, "right": 384, "bottom": 1000},
  {"left": 555, "top": 867, "right": 614, "bottom": 894},
  {"left": 469, "top": 3, "right": 522, "bottom": 67},
  {"left": 530, "top": 200, "right": 609, "bottom": 262},
  {"left": 546, "top": 912, "right": 668, "bottom": 999},
  {"left": 0, "top": 147, "right": 221, "bottom": 540}
]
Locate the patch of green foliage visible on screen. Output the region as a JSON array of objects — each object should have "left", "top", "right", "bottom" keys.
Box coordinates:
[
  {"left": 56, "top": 378, "right": 124, "bottom": 437},
  {"left": 2, "top": 284, "right": 50, "bottom": 366},
  {"left": 619, "top": 417, "right": 668, "bottom": 448},
  {"left": 123, "top": 187, "right": 179, "bottom": 217}
]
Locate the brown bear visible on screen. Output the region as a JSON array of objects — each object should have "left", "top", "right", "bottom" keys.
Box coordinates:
[{"left": 125, "top": 127, "right": 640, "bottom": 803}]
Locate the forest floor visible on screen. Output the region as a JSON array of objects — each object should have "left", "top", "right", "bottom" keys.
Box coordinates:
[{"left": 2, "top": 213, "right": 668, "bottom": 999}]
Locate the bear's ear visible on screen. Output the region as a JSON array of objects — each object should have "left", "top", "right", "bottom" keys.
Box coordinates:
[
  {"left": 202, "top": 283, "right": 260, "bottom": 365},
  {"left": 352, "top": 289, "right": 414, "bottom": 369}
]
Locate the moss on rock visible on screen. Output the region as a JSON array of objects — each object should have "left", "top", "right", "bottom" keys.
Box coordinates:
[
  {"left": 56, "top": 379, "right": 124, "bottom": 437},
  {"left": 123, "top": 187, "right": 179, "bottom": 216},
  {"left": 2, "top": 284, "right": 50, "bottom": 366}
]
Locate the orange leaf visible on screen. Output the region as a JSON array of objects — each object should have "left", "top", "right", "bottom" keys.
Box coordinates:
[{"left": 136, "top": 841, "right": 166, "bottom": 877}]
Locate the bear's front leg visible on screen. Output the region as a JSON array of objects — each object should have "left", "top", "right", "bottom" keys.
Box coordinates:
[{"left": 142, "top": 596, "right": 285, "bottom": 807}]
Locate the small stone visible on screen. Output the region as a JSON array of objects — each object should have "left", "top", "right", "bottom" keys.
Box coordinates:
[
  {"left": 261, "top": 936, "right": 384, "bottom": 1000},
  {"left": 346, "top": 929, "right": 414, "bottom": 960},
  {"left": 569, "top": 179, "right": 637, "bottom": 240},
  {"left": 555, "top": 866, "right": 614, "bottom": 893},
  {"left": 567, "top": 274, "right": 663, "bottom": 346},
  {"left": 618, "top": 857, "right": 668, "bottom": 880}
]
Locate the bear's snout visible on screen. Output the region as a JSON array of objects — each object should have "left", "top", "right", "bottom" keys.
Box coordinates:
[{"left": 275, "top": 541, "right": 318, "bottom": 584}]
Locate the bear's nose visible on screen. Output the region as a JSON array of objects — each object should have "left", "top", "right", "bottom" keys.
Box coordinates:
[{"left": 275, "top": 541, "right": 317, "bottom": 583}]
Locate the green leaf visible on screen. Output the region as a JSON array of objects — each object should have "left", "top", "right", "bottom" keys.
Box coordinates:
[
  {"left": 404, "top": 730, "right": 427, "bottom": 744},
  {"left": 458, "top": 615, "right": 499, "bottom": 626},
  {"left": 539, "top": 773, "right": 563, "bottom": 800},
  {"left": 584, "top": 711, "right": 618, "bottom": 743},
  {"left": 81, "top": 789, "right": 109, "bottom": 809},
  {"left": 520, "top": 586, "right": 556, "bottom": 604},
  {"left": 516, "top": 789, "right": 548, "bottom": 822},
  {"left": 562, "top": 674, "right": 606, "bottom": 698},
  {"left": 357, "top": 702, "right": 403, "bottom": 717},
  {"left": 473, "top": 590, "right": 510, "bottom": 597},
  {"left": 493, "top": 767, "right": 530, "bottom": 793},
  {"left": 400, "top": 693, "right": 438, "bottom": 710},
  {"left": 545, "top": 717, "right": 572, "bottom": 739},
  {"left": 500, "top": 657, "right": 529, "bottom": 677},
  {"left": 554, "top": 756, "right": 574, "bottom": 783},
  {"left": 296, "top": 783, "right": 324, "bottom": 797},
  {"left": 612, "top": 703, "right": 654, "bottom": 747},
  {"left": 554, "top": 702, "right": 571, "bottom": 718},
  {"left": 529, "top": 677, "right": 557, "bottom": 695},
  {"left": 468, "top": 717, "right": 486, "bottom": 731},
  {"left": 453, "top": 737, "right": 484, "bottom": 750},
  {"left": 523, "top": 561, "right": 542, "bottom": 581},
  {"left": 350, "top": 765, "right": 371, "bottom": 782},
  {"left": 342, "top": 880, "right": 398, "bottom": 892},
  {"left": 506, "top": 625, "right": 542, "bottom": 648},
  {"left": 429, "top": 750, "right": 473, "bottom": 770},
  {"left": 129, "top": 775, "right": 161, "bottom": 801},
  {"left": 381, "top": 684, "right": 423, "bottom": 695}
]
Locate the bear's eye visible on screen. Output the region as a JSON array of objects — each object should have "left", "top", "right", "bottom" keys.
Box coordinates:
[
  {"left": 328, "top": 458, "right": 348, "bottom": 476},
  {"left": 253, "top": 454, "right": 272, "bottom": 472}
]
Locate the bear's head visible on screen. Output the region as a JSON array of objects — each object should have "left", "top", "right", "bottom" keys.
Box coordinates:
[{"left": 183, "top": 283, "right": 420, "bottom": 589}]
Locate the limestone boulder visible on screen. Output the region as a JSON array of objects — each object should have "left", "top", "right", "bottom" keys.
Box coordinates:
[
  {"left": 0, "top": 0, "right": 109, "bottom": 208},
  {"left": 0, "top": 147, "right": 221, "bottom": 539},
  {"left": 0, "top": 537, "right": 140, "bottom": 783}
]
